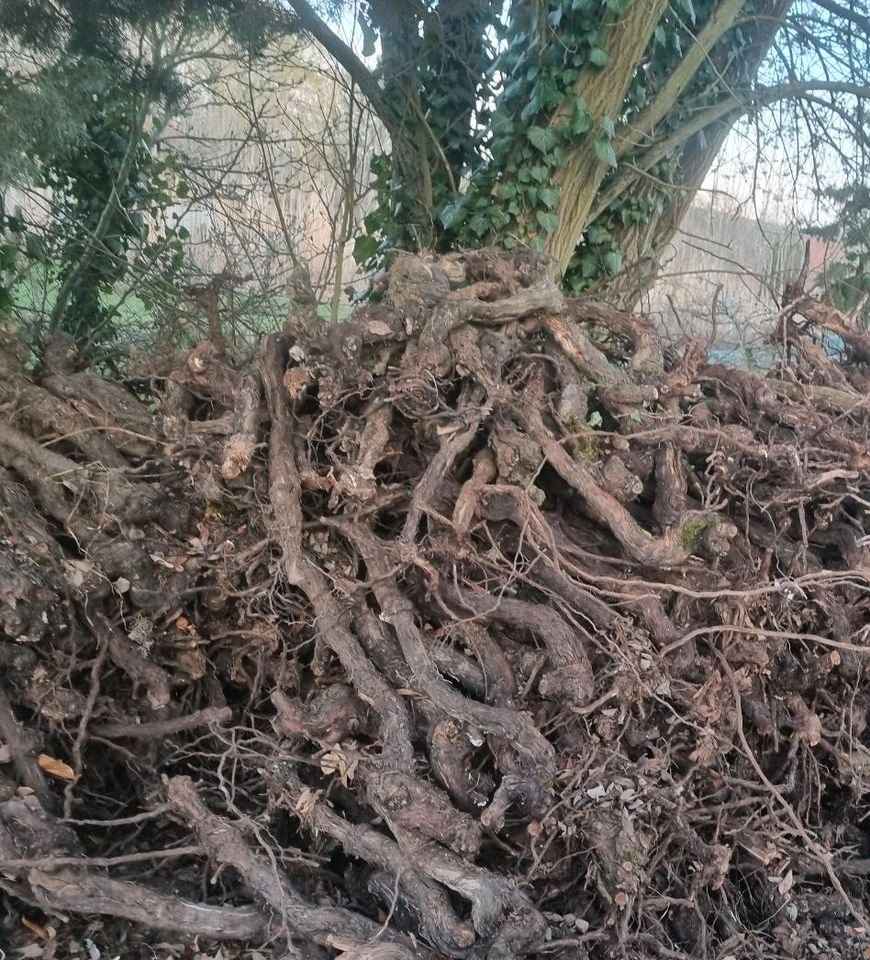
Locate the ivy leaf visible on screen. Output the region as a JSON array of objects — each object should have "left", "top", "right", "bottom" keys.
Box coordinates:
[
  {"left": 503, "top": 79, "right": 523, "bottom": 102},
  {"left": 536, "top": 210, "right": 560, "bottom": 233},
  {"left": 600, "top": 115, "right": 615, "bottom": 138},
  {"left": 588, "top": 47, "right": 610, "bottom": 68},
  {"left": 530, "top": 164, "right": 549, "bottom": 183},
  {"left": 539, "top": 77, "right": 562, "bottom": 109},
  {"left": 489, "top": 208, "right": 511, "bottom": 229},
  {"left": 490, "top": 112, "right": 514, "bottom": 138},
  {"left": 549, "top": 6, "right": 563, "bottom": 26},
  {"left": 593, "top": 138, "right": 617, "bottom": 167},
  {"left": 587, "top": 411, "right": 603, "bottom": 428},
  {"left": 24, "top": 232, "right": 46, "bottom": 260},
  {"left": 539, "top": 186, "right": 561, "bottom": 209},
  {"left": 580, "top": 254, "right": 599, "bottom": 278},
  {"left": 676, "top": 0, "right": 696, "bottom": 21},
  {"left": 571, "top": 107, "right": 592, "bottom": 134},
  {"left": 440, "top": 199, "right": 467, "bottom": 230},
  {"left": 353, "top": 234, "right": 379, "bottom": 264},
  {"left": 468, "top": 213, "right": 490, "bottom": 237},
  {"left": 603, "top": 250, "right": 624, "bottom": 274},
  {"left": 527, "top": 125, "right": 558, "bottom": 153},
  {"left": 520, "top": 88, "right": 543, "bottom": 123}
]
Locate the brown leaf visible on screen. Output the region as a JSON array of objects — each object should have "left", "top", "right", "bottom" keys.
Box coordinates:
[
  {"left": 175, "top": 615, "right": 190, "bottom": 631},
  {"left": 283, "top": 366, "right": 310, "bottom": 400},
  {"left": 613, "top": 890, "right": 629, "bottom": 908},
  {"left": 37, "top": 754, "right": 76, "bottom": 781},
  {"left": 294, "top": 787, "right": 318, "bottom": 817},
  {"left": 319, "top": 747, "right": 357, "bottom": 788}
]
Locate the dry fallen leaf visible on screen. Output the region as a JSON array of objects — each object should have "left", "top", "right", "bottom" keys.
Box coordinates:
[
  {"left": 175, "top": 615, "right": 190, "bottom": 631},
  {"left": 37, "top": 753, "right": 76, "bottom": 781},
  {"left": 320, "top": 748, "right": 357, "bottom": 788},
  {"left": 283, "top": 366, "right": 310, "bottom": 400},
  {"left": 613, "top": 891, "right": 629, "bottom": 908},
  {"left": 294, "top": 786, "right": 318, "bottom": 817}
]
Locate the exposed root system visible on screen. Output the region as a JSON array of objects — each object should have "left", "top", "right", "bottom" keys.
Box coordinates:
[{"left": 2, "top": 249, "right": 870, "bottom": 959}]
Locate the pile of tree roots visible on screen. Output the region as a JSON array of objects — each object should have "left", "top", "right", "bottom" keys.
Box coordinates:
[{"left": 4, "top": 249, "right": 870, "bottom": 960}]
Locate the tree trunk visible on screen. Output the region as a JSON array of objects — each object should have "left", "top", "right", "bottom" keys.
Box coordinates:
[
  {"left": 603, "top": 0, "right": 794, "bottom": 306},
  {"left": 543, "top": 0, "right": 669, "bottom": 275}
]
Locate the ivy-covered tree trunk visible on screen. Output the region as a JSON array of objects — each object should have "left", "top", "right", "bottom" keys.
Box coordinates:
[
  {"left": 536, "top": 0, "right": 669, "bottom": 275},
  {"left": 289, "top": 0, "right": 868, "bottom": 296}
]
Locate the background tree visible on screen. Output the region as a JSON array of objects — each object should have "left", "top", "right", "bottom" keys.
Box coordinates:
[
  {"left": 0, "top": 0, "right": 287, "bottom": 355},
  {"left": 814, "top": 178, "right": 870, "bottom": 322}
]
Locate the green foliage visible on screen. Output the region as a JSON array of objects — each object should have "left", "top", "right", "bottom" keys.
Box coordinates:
[
  {"left": 593, "top": 138, "right": 617, "bottom": 168},
  {"left": 0, "top": 0, "right": 285, "bottom": 356},
  {"left": 34, "top": 91, "right": 189, "bottom": 353},
  {"left": 812, "top": 182, "right": 870, "bottom": 324},
  {"left": 0, "top": 0, "right": 284, "bottom": 72},
  {"left": 0, "top": 62, "right": 102, "bottom": 186},
  {"left": 0, "top": 67, "right": 191, "bottom": 356},
  {"left": 441, "top": 1, "right": 617, "bottom": 251}
]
